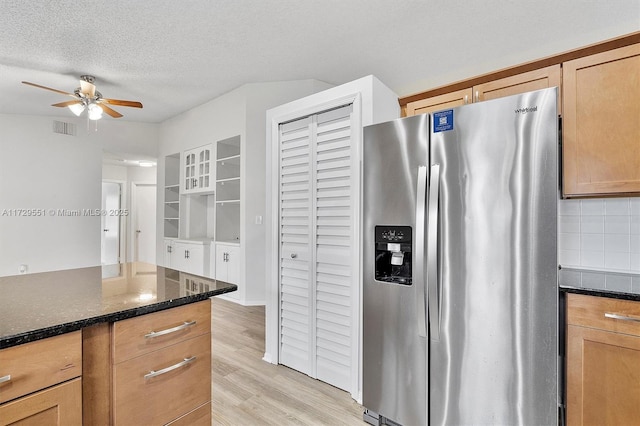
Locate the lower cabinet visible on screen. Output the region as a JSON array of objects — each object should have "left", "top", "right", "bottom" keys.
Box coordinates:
[
  {"left": 0, "top": 331, "right": 82, "bottom": 426},
  {"left": 0, "top": 378, "right": 82, "bottom": 426},
  {"left": 165, "top": 239, "right": 210, "bottom": 276},
  {"left": 215, "top": 242, "right": 240, "bottom": 285},
  {"left": 84, "top": 300, "right": 212, "bottom": 425},
  {"left": 566, "top": 293, "right": 640, "bottom": 425}
]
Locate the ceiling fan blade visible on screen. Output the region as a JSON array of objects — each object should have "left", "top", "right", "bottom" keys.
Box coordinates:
[
  {"left": 80, "top": 80, "right": 96, "bottom": 97},
  {"left": 22, "top": 81, "right": 75, "bottom": 97},
  {"left": 99, "top": 103, "right": 123, "bottom": 118},
  {"left": 101, "top": 98, "right": 143, "bottom": 108},
  {"left": 52, "top": 100, "right": 83, "bottom": 107}
]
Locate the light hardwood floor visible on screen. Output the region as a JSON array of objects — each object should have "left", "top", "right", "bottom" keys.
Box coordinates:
[{"left": 210, "top": 297, "right": 366, "bottom": 425}]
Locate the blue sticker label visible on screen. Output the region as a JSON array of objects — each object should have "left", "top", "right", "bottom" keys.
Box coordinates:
[{"left": 433, "top": 110, "right": 453, "bottom": 133}]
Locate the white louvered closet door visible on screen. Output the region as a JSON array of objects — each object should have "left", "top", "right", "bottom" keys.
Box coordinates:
[
  {"left": 278, "top": 105, "right": 355, "bottom": 392},
  {"left": 278, "top": 116, "right": 313, "bottom": 375}
]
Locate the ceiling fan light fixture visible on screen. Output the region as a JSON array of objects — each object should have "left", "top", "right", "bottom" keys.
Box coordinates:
[
  {"left": 68, "top": 103, "right": 85, "bottom": 116},
  {"left": 88, "top": 103, "right": 103, "bottom": 120}
]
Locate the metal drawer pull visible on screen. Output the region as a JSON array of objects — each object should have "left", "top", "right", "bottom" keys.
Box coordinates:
[
  {"left": 144, "top": 356, "right": 196, "bottom": 380},
  {"left": 145, "top": 321, "right": 196, "bottom": 338},
  {"left": 0, "top": 375, "right": 10, "bottom": 384},
  {"left": 604, "top": 312, "right": 640, "bottom": 323}
]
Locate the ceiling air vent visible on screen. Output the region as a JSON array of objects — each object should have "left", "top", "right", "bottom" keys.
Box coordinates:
[{"left": 52, "top": 120, "right": 76, "bottom": 136}]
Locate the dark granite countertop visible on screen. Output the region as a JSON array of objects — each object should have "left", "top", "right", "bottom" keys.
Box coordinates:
[{"left": 0, "top": 262, "right": 236, "bottom": 349}]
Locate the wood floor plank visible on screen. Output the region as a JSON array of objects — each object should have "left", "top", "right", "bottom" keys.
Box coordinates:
[{"left": 210, "top": 296, "right": 364, "bottom": 425}]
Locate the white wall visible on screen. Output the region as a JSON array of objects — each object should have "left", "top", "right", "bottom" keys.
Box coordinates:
[
  {"left": 243, "top": 80, "right": 333, "bottom": 304},
  {"left": 156, "top": 79, "right": 333, "bottom": 305},
  {"left": 0, "top": 113, "right": 159, "bottom": 276}
]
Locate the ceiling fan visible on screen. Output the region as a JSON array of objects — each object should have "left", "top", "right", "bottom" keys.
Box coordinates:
[{"left": 21, "top": 75, "right": 143, "bottom": 120}]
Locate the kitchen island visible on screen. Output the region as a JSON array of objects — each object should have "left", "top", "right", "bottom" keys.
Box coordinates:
[{"left": 0, "top": 262, "right": 236, "bottom": 425}]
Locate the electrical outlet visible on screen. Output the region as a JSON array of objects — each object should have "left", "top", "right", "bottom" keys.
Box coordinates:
[{"left": 19, "top": 264, "right": 27, "bottom": 274}]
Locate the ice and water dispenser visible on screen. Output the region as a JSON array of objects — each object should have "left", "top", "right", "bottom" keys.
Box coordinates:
[{"left": 374, "top": 225, "right": 412, "bottom": 285}]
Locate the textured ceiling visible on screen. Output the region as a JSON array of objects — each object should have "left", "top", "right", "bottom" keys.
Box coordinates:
[{"left": 0, "top": 1, "right": 638, "bottom": 123}]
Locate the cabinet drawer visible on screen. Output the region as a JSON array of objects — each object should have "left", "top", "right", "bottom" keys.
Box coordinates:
[
  {"left": 166, "top": 401, "right": 211, "bottom": 426},
  {"left": 0, "top": 377, "right": 82, "bottom": 426},
  {"left": 0, "top": 331, "right": 81, "bottom": 404},
  {"left": 113, "top": 333, "right": 211, "bottom": 425},
  {"left": 113, "top": 300, "right": 211, "bottom": 363},
  {"left": 567, "top": 293, "right": 640, "bottom": 336}
]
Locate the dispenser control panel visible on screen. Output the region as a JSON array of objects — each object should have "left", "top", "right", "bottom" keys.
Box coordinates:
[{"left": 374, "top": 225, "right": 412, "bottom": 285}]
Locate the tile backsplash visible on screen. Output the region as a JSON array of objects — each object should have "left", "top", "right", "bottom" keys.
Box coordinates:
[{"left": 558, "top": 197, "right": 640, "bottom": 273}]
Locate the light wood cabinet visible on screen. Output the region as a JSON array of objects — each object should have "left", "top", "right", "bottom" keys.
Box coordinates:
[
  {"left": 112, "top": 300, "right": 211, "bottom": 363},
  {"left": 405, "top": 88, "right": 472, "bottom": 116},
  {"left": 0, "top": 378, "right": 82, "bottom": 426},
  {"left": 0, "top": 332, "right": 82, "bottom": 426},
  {"left": 113, "top": 333, "right": 211, "bottom": 425},
  {"left": 566, "top": 293, "right": 640, "bottom": 425},
  {"left": 405, "top": 65, "right": 561, "bottom": 116},
  {"left": 111, "top": 300, "right": 212, "bottom": 425},
  {"left": 562, "top": 43, "right": 640, "bottom": 197}
]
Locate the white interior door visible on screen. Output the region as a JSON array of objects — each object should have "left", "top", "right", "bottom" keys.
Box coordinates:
[
  {"left": 279, "top": 116, "right": 313, "bottom": 376},
  {"left": 313, "top": 106, "right": 354, "bottom": 391},
  {"left": 101, "top": 182, "right": 121, "bottom": 265},
  {"left": 133, "top": 184, "right": 157, "bottom": 264},
  {"left": 278, "top": 104, "right": 355, "bottom": 392}
]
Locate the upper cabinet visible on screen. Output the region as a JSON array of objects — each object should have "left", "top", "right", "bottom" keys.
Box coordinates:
[
  {"left": 474, "top": 65, "right": 561, "bottom": 105},
  {"left": 183, "top": 144, "right": 214, "bottom": 195},
  {"left": 562, "top": 43, "right": 640, "bottom": 197},
  {"left": 401, "top": 32, "right": 640, "bottom": 198},
  {"left": 405, "top": 65, "right": 561, "bottom": 116}
]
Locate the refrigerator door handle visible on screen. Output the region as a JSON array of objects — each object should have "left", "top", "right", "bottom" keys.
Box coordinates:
[
  {"left": 427, "top": 163, "right": 441, "bottom": 340},
  {"left": 415, "top": 165, "right": 428, "bottom": 338}
]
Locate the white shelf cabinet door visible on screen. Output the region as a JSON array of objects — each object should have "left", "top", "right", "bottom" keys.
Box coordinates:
[
  {"left": 183, "top": 145, "right": 214, "bottom": 195},
  {"left": 172, "top": 241, "right": 205, "bottom": 276},
  {"left": 163, "top": 239, "right": 174, "bottom": 268},
  {"left": 215, "top": 243, "right": 240, "bottom": 285}
]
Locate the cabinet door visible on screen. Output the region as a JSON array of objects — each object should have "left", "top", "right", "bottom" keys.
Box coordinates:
[
  {"left": 405, "top": 88, "right": 472, "bottom": 116},
  {"left": 163, "top": 240, "right": 173, "bottom": 268},
  {"left": 0, "top": 378, "right": 82, "bottom": 426},
  {"left": 186, "top": 244, "right": 204, "bottom": 276},
  {"left": 184, "top": 151, "right": 197, "bottom": 193},
  {"left": 474, "top": 64, "right": 561, "bottom": 105},
  {"left": 563, "top": 43, "right": 640, "bottom": 197},
  {"left": 171, "top": 243, "right": 189, "bottom": 272},
  {"left": 567, "top": 324, "right": 640, "bottom": 425},
  {"left": 197, "top": 147, "right": 212, "bottom": 191},
  {"left": 225, "top": 245, "right": 240, "bottom": 285},
  {"left": 214, "top": 244, "right": 228, "bottom": 282}
]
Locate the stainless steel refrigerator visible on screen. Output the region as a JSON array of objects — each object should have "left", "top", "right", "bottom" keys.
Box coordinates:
[{"left": 363, "top": 87, "right": 558, "bottom": 425}]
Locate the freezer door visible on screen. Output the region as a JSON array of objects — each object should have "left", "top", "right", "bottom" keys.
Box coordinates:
[
  {"left": 428, "top": 88, "right": 558, "bottom": 425},
  {"left": 362, "top": 114, "right": 429, "bottom": 426}
]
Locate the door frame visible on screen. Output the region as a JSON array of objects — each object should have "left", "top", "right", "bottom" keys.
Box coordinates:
[
  {"left": 130, "top": 182, "right": 157, "bottom": 264},
  {"left": 102, "top": 179, "right": 126, "bottom": 266},
  {"left": 265, "top": 92, "right": 363, "bottom": 400}
]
